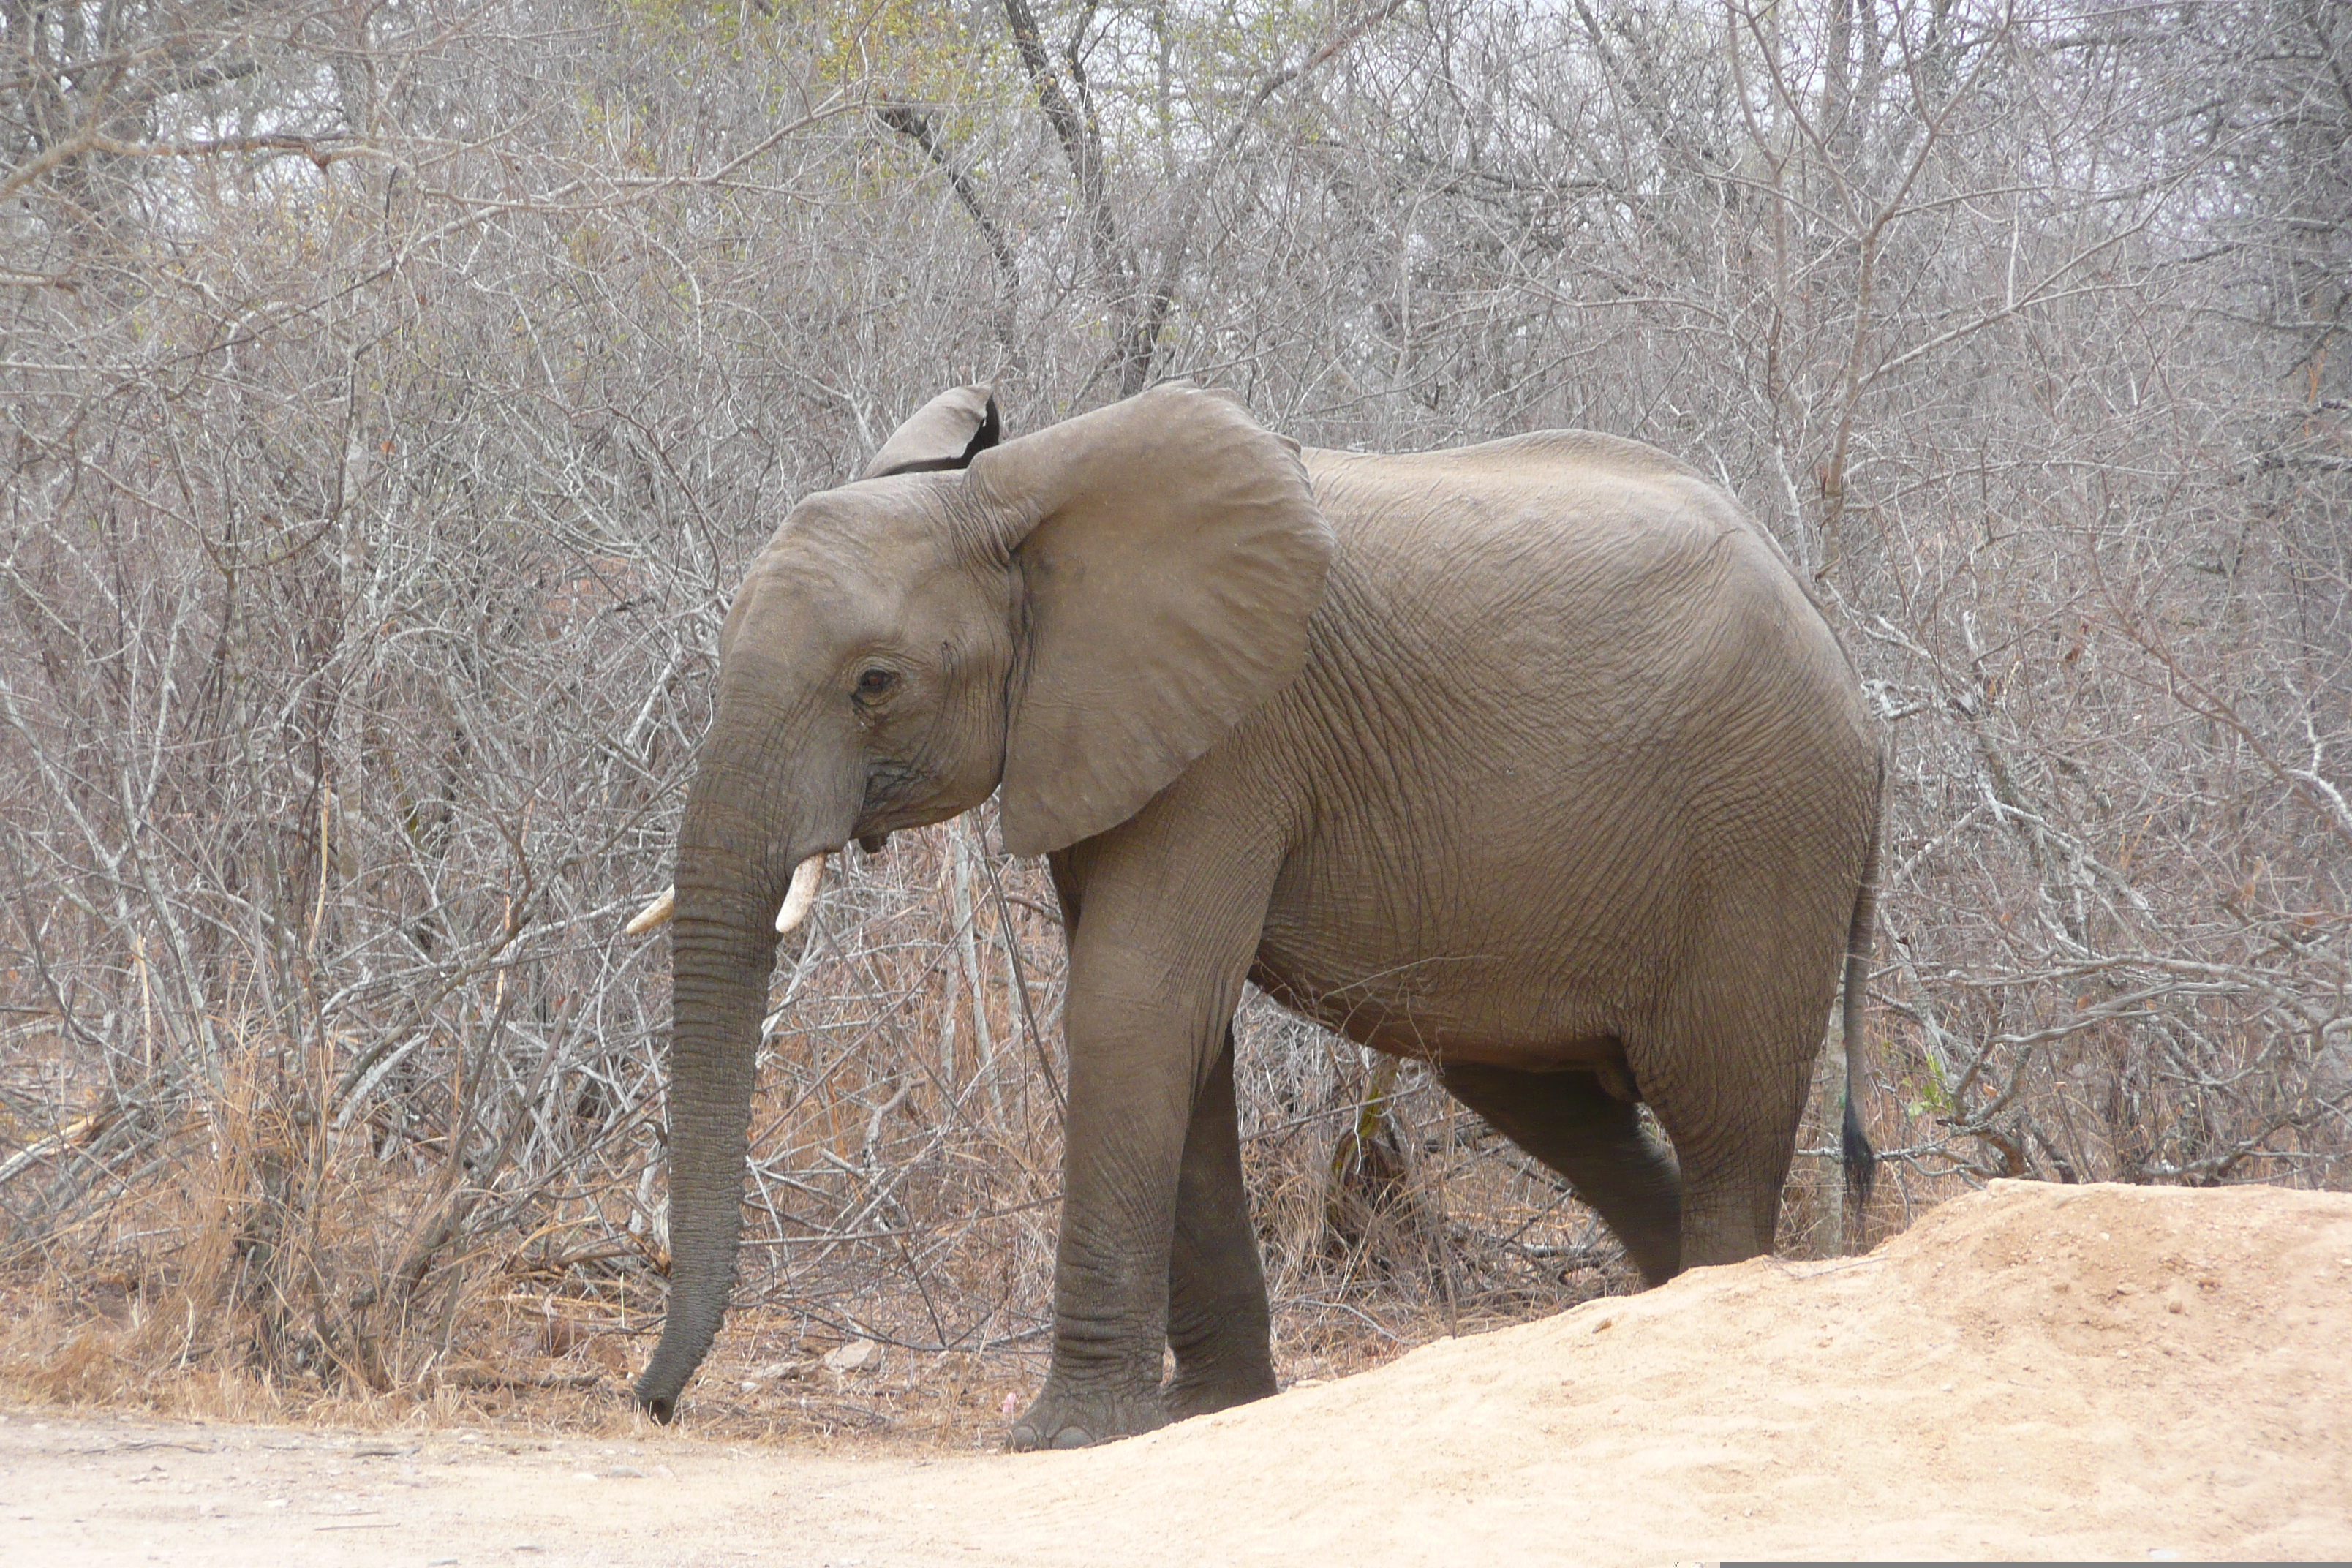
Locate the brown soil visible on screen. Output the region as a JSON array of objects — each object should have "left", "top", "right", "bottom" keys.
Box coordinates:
[{"left": 6, "top": 1180, "right": 2348, "bottom": 1565}]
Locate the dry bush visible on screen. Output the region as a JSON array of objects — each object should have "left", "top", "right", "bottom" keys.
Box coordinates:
[{"left": 3, "top": 0, "right": 2347, "bottom": 1441}]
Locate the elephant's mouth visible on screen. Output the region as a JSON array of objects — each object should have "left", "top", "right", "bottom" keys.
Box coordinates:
[{"left": 856, "top": 758, "right": 931, "bottom": 832}]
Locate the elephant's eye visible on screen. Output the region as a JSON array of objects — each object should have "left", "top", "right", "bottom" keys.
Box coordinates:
[{"left": 854, "top": 666, "right": 898, "bottom": 701}]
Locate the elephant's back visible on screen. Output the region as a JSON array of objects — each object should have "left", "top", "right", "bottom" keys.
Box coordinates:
[
  {"left": 1300, "top": 431, "right": 1800, "bottom": 592},
  {"left": 1303, "top": 427, "right": 1708, "bottom": 492},
  {"left": 1297, "top": 431, "right": 1849, "bottom": 727}
]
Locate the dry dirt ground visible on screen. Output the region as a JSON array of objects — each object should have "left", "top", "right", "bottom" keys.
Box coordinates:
[{"left": 5, "top": 1180, "right": 2348, "bottom": 1567}]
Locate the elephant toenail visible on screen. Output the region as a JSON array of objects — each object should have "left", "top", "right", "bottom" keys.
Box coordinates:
[{"left": 1051, "top": 1426, "right": 1092, "bottom": 1450}]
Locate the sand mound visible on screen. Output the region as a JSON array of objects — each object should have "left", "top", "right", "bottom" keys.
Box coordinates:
[
  {"left": 7, "top": 1180, "right": 2349, "bottom": 1564},
  {"left": 919, "top": 1180, "right": 2351, "bottom": 1563}
]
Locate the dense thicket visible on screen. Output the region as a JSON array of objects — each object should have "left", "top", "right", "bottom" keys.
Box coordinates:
[{"left": 2, "top": 0, "right": 2345, "bottom": 1409}]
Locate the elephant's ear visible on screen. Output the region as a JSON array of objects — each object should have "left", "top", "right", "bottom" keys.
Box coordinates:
[
  {"left": 863, "top": 385, "right": 1001, "bottom": 478},
  {"left": 968, "top": 383, "right": 1334, "bottom": 856}
]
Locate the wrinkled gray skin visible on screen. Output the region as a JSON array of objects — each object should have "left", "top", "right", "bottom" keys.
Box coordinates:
[{"left": 633, "top": 384, "right": 1881, "bottom": 1450}]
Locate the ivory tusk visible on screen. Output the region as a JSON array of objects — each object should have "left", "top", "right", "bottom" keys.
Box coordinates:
[
  {"left": 774, "top": 853, "right": 826, "bottom": 935},
  {"left": 625, "top": 886, "right": 676, "bottom": 936}
]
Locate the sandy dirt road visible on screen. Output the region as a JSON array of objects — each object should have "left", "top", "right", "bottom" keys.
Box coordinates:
[{"left": 6, "top": 1180, "right": 2349, "bottom": 1566}]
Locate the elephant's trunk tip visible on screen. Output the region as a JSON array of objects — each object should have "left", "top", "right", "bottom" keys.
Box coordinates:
[{"left": 633, "top": 1369, "right": 683, "bottom": 1424}]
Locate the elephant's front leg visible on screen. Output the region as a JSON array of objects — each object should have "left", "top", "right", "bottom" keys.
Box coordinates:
[
  {"left": 1010, "top": 850, "right": 1268, "bottom": 1452},
  {"left": 1164, "top": 1023, "right": 1276, "bottom": 1420}
]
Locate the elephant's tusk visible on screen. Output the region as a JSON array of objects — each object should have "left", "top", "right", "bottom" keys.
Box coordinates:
[
  {"left": 625, "top": 886, "right": 676, "bottom": 936},
  {"left": 774, "top": 853, "right": 826, "bottom": 935}
]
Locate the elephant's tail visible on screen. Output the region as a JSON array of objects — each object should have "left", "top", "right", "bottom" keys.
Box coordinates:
[{"left": 1839, "top": 754, "right": 1882, "bottom": 1216}]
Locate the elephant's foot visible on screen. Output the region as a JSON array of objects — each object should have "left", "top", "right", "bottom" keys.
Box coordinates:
[
  {"left": 1163, "top": 1360, "right": 1276, "bottom": 1422},
  {"left": 1007, "top": 1384, "right": 1169, "bottom": 1451}
]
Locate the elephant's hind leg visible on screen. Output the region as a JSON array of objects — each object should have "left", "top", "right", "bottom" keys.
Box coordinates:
[
  {"left": 1635, "top": 1025, "right": 1814, "bottom": 1273},
  {"left": 1164, "top": 1024, "right": 1278, "bottom": 1420},
  {"left": 1437, "top": 1062, "right": 1682, "bottom": 1286}
]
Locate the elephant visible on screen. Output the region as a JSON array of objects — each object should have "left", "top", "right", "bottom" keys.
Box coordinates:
[{"left": 624, "top": 381, "right": 1882, "bottom": 1450}]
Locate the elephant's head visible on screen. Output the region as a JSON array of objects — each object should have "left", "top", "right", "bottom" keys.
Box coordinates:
[{"left": 630, "top": 382, "right": 1333, "bottom": 1420}]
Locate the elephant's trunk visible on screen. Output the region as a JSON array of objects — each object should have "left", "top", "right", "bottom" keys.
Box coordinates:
[{"left": 633, "top": 753, "right": 818, "bottom": 1422}]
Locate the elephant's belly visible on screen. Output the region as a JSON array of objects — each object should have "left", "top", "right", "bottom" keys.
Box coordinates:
[
  {"left": 1245, "top": 935, "right": 1636, "bottom": 1071},
  {"left": 1245, "top": 803, "right": 1678, "bottom": 1070}
]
